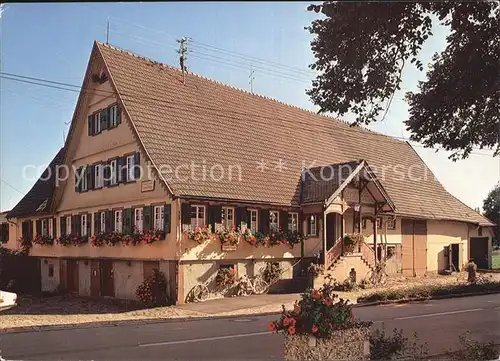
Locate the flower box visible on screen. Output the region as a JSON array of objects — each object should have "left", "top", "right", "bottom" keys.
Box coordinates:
[
  {"left": 283, "top": 327, "right": 370, "bottom": 361},
  {"left": 221, "top": 243, "right": 237, "bottom": 252}
]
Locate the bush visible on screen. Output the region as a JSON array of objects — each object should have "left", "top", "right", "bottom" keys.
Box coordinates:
[
  {"left": 268, "top": 282, "right": 371, "bottom": 338},
  {"left": 370, "top": 327, "right": 428, "bottom": 360},
  {"left": 451, "top": 332, "right": 498, "bottom": 361},
  {"left": 262, "top": 262, "right": 282, "bottom": 285},
  {"left": 136, "top": 269, "right": 169, "bottom": 307}
]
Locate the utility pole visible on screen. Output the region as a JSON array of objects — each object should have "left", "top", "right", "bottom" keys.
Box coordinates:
[
  {"left": 249, "top": 64, "right": 255, "bottom": 93},
  {"left": 177, "top": 37, "right": 189, "bottom": 84},
  {"left": 106, "top": 17, "right": 110, "bottom": 44}
]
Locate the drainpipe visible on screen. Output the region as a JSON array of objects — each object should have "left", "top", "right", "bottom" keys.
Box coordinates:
[{"left": 175, "top": 197, "right": 183, "bottom": 304}]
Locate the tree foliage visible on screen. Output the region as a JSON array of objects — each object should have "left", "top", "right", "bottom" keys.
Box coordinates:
[
  {"left": 306, "top": 2, "right": 500, "bottom": 159},
  {"left": 483, "top": 183, "right": 500, "bottom": 246}
]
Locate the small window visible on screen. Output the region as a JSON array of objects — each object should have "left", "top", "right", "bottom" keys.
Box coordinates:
[
  {"left": 94, "top": 164, "right": 104, "bottom": 188},
  {"left": 100, "top": 212, "right": 106, "bottom": 233},
  {"left": 288, "top": 212, "right": 299, "bottom": 232},
  {"left": 41, "top": 219, "right": 49, "bottom": 237},
  {"left": 376, "top": 218, "right": 382, "bottom": 229},
  {"left": 81, "top": 214, "right": 88, "bottom": 236},
  {"left": 134, "top": 208, "right": 143, "bottom": 233},
  {"left": 66, "top": 216, "right": 72, "bottom": 235},
  {"left": 127, "top": 155, "right": 135, "bottom": 182},
  {"left": 387, "top": 246, "right": 395, "bottom": 259},
  {"left": 222, "top": 207, "right": 235, "bottom": 229},
  {"left": 190, "top": 205, "right": 205, "bottom": 228},
  {"left": 269, "top": 211, "right": 279, "bottom": 232},
  {"left": 109, "top": 105, "right": 120, "bottom": 128},
  {"left": 115, "top": 210, "right": 123, "bottom": 233},
  {"left": 78, "top": 167, "right": 88, "bottom": 192},
  {"left": 386, "top": 218, "right": 396, "bottom": 230},
  {"left": 154, "top": 205, "right": 164, "bottom": 230},
  {"left": 109, "top": 159, "right": 117, "bottom": 185},
  {"left": 48, "top": 264, "right": 54, "bottom": 278},
  {"left": 249, "top": 209, "right": 258, "bottom": 234},
  {"left": 309, "top": 215, "right": 317, "bottom": 236}
]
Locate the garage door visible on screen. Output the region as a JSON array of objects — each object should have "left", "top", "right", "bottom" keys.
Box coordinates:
[{"left": 401, "top": 219, "right": 428, "bottom": 277}]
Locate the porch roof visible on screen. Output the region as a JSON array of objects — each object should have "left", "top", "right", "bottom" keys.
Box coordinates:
[{"left": 301, "top": 159, "right": 396, "bottom": 212}]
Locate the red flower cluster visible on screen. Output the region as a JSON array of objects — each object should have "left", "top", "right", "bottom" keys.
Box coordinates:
[
  {"left": 33, "top": 234, "right": 55, "bottom": 246},
  {"left": 185, "top": 225, "right": 213, "bottom": 244}
]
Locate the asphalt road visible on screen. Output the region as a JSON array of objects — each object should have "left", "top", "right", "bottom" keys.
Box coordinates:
[{"left": 1, "top": 294, "right": 499, "bottom": 360}]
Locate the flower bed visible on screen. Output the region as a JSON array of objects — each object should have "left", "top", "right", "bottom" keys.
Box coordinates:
[
  {"left": 268, "top": 280, "right": 371, "bottom": 360},
  {"left": 32, "top": 234, "right": 54, "bottom": 246}
]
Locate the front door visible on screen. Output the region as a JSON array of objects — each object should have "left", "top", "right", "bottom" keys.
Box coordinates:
[
  {"left": 90, "top": 260, "right": 101, "bottom": 297},
  {"left": 470, "top": 237, "right": 489, "bottom": 269},
  {"left": 401, "top": 219, "right": 428, "bottom": 277},
  {"left": 100, "top": 260, "right": 114, "bottom": 297},
  {"left": 67, "top": 259, "right": 79, "bottom": 295},
  {"left": 326, "top": 213, "right": 336, "bottom": 250}
]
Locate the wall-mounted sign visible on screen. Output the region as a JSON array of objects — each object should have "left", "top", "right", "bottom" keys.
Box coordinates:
[{"left": 141, "top": 180, "right": 155, "bottom": 192}]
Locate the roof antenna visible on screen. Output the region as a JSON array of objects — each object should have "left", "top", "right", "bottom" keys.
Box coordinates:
[
  {"left": 249, "top": 64, "right": 255, "bottom": 93},
  {"left": 106, "top": 17, "right": 110, "bottom": 44},
  {"left": 177, "top": 37, "right": 189, "bottom": 84}
]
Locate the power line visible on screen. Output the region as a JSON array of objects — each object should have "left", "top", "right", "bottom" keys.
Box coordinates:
[
  {"left": 1, "top": 179, "right": 25, "bottom": 196},
  {"left": 0, "top": 71, "right": 497, "bottom": 157}
]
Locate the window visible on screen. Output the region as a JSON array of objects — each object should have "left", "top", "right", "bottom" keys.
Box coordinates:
[
  {"left": 309, "top": 215, "right": 317, "bottom": 236},
  {"left": 100, "top": 212, "right": 106, "bottom": 233},
  {"left": 134, "top": 208, "right": 143, "bottom": 233},
  {"left": 288, "top": 212, "right": 299, "bottom": 232},
  {"left": 109, "top": 159, "right": 117, "bottom": 185},
  {"left": 269, "top": 211, "right": 279, "bottom": 231},
  {"left": 41, "top": 219, "right": 49, "bottom": 237},
  {"left": 94, "top": 112, "right": 101, "bottom": 134},
  {"left": 109, "top": 105, "right": 120, "bottom": 127},
  {"left": 249, "top": 209, "right": 258, "bottom": 234},
  {"left": 190, "top": 205, "right": 205, "bottom": 228},
  {"left": 386, "top": 218, "right": 396, "bottom": 230},
  {"left": 222, "top": 207, "right": 234, "bottom": 229},
  {"left": 66, "top": 216, "right": 72, "bottom": 235},
  {"left": 0, "top": 223, "right": 9, "bottom": 243},
  {"left": 94, "top": 164, "right": 103, "bottom": 188},
  {"left": 376, "top": 218, "right": 382, "bottom": 229},
  {"left": 81, "top": 214, "right": 88, "bottom": 236},
  {"left": 114, "top": 210, "right": 123, "bottom": 233},
  {"left": 77, "top": 167, "right": 88, "bottom": 192},
  {"left": 154, "top": 206, "right": 164, "bottom": 230},
  {"left": 48, "top": 264, "right": 54, "bottom": 278},
  {"left": 127, "top": 155, "right": 135, "bottom": 182}
]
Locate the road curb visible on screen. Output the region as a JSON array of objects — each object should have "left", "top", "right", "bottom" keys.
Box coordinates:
[
  {"left": 354, "top": 289, "right": 500, "bottom": 308},
  {"left": 2, "top": 290, "right": 499, "bottom": 335}
]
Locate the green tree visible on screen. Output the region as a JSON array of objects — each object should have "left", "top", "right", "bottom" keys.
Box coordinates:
[
  {"left": 306, "top": 2, "right": 499, "bottom": 160},
  {"left": 483, "top": 183, "right": 500, "bottom": 247}
]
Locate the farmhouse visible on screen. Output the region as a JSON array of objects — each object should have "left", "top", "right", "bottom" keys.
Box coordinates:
[{"left": 4, "top": 41, "right": 494, "bottom": 303}]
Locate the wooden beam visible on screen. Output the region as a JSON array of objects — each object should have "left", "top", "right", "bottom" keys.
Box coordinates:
[{"left": 373, "top": 214, "right": 378, "bottom": 267}]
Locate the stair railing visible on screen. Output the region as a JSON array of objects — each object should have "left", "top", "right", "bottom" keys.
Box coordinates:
[
  {"left": 325, "top": 237, "right": 343, "bottom": 270},
  {"left": 360, "top": 241, "right": 376, "bottom": 269}
]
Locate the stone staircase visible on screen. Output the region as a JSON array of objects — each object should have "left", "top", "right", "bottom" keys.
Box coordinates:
[{"left": 314, "top": 252, "right": 374, "bottom": 288}]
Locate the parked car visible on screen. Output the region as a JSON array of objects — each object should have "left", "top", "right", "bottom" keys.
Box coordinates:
[{"left": 0, "top": 290, "right": 17, "bottom": 311}]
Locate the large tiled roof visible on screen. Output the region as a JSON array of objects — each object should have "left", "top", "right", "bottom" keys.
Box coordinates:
[
  {"left": 96, "top": 42, "right": 492, "bottom": 226},
  {"left": 7, "top": 148, "right": 65, "bottom": 219}
]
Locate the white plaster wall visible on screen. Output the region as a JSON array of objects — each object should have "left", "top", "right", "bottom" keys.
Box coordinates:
[
  {"left": 113, "top": 260, "right": 143, "bottom": 300},
  {"left": 183, "top": 262, "right": 217, "bottom": 301},
  {"left": 40, "top": 258, "right": 60, "bottom": 293},
  {"left": 79, "top": 260, "right": 91, "bottom": 297}
]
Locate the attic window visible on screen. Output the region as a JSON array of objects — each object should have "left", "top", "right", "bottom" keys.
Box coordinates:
[
  {"left": 36, "top": 199, "right": 48, "bottom": 212},
  {"left": 92, "top": 70, "right": 108, "bottom": 84}
]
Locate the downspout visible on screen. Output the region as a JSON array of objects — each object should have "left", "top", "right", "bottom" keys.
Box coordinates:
[
  {"left": 175, "top": 197, "right": 183, "bottom": 304},
  {"left": 323, "top": 200, "right": 327, "bottom": 267}
]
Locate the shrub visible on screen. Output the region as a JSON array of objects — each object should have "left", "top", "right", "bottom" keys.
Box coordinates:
[
  {"left": 262, "top": 262, "right": 282, "bottom": 285},
  {"left": 268, "top": 282, "right": 371, "bottom": 338},
  {"left": 215, "top": 266, "right": 236, "bottom": 288},
  {"left": 307, "top": 262, "right": 324, "bottom": 278},
  {"left": 370, "top": 326, "right": 428, "bottom": 360},
  {"left": 136, "top": 269, "right": 169, "bottom": 307},
  {"left": 451, "top": 331, "right": 498, "bottom": 361}
]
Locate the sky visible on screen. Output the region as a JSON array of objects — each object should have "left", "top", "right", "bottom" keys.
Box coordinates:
[{"left": 0, "top": 2, "right": 498, "bottom": 213}]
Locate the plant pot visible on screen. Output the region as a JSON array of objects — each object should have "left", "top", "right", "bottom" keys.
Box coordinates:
[
  {"left": 283, "top": 327, "right": 370, "bottom": 361},
  {"left": 221, "top": 244, "right": 237, "bottom": 252}
]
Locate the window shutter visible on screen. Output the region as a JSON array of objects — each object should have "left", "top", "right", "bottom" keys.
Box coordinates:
[
  {"left": 52, "top": 218, "right": 57, "bottom": 238},
  {"left": 116, "top": 106, "right": 121, "bottom": 125},
  {"left": 22, "top": 221, "right": 28, "bottom": 239},
  {"left": 235, "top": 207, "right": 245, "bottom": 229},
  {"left": 207, "top": 205, "right": 221, "bottom": 232},
  {"left": 280, "top": 211, "right": 288, "bottom": 231},
  {"left": 119, "top": 157, "right": 127, "bottom": 183},
  {"left": 88, "top": 115, "right": 94, "bottom": 136},
  {"left": 87, "top": 165, "right": 94, "bottom": 190},
  {"left": 100, "top": 109, "right": 108, "bottom": 131},
  {"left": 28, "top": 220, "right": 34, "bottom": 240},
  {"left": 260, "top": 209, "right": 269, "bottom": 234},
  {"left": 134, "top": 152, "right": 140, "bottom": 180},
  {"left": 60, "top": 216, "right": 66, "bottom": 236},
  {"left": 123, "top": 208, "right": 132, "bottom": 234},
  {"left": 164, "top": 204, "right": 171, "bottom": 234},
  {"left": 75, "top": 167, "right": 81, "bottom": 193},
  {"left": 181, "top": 203, "right": 191, "bottom": 226},
  {"left": 105, "top": 211, "right": 112, "bottom": 232},
  {"left": 71, "top": 215, "right": 77, "bottom": 236},
  {"left": 143, "top": 206, "right": 152, "bottom": 232},
  {"left": 316, "top": 214, "right": 321, "bottom": 236},
  {"left": 94, "top": 212, "right": 100, "bottom": 234},
  {"left": 36, "top": 219, "right": 42, "bottom": 236},
  {"left": 87, "top": 213, "right": 92, "bottom": 236}
]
